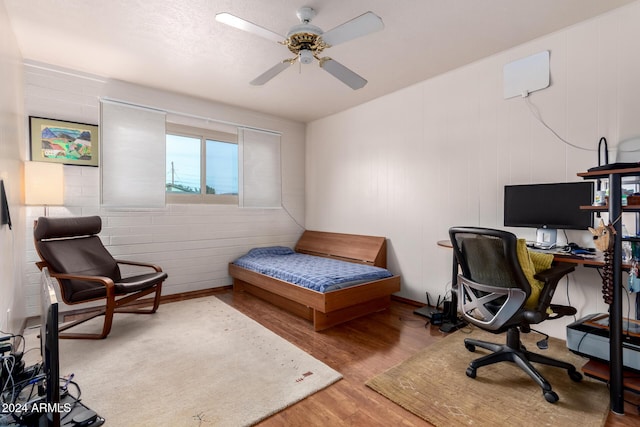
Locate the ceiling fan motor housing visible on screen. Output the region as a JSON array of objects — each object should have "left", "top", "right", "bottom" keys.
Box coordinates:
[
  {"left": 285, "top": 30, "right": 328, "bottom": 61},
  {"left": 285, "top": 7, "right": 328, "bottom": 63}
]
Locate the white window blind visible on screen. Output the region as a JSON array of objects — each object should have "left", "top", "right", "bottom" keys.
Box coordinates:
[
  {"left": 239, "top": 128, "right": 281, "bottom": 208},
  {"left": 100, "top": 100, "right": 167, "bottom": 208}
]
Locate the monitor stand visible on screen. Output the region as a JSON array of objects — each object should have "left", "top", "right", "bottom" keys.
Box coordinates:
[{"left": 535, "top": 228, "right": 557, "bottom": 249}]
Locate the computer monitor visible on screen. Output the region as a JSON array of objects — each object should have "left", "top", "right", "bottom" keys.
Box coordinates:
[
  {"left": 40, "top": 268, "right": 60, "bottom": 427},
  {"left": 504, "top": 182, "right": 594, "bottom": 248},
  {"left": 1, "top": 180, "right": 11, "bottom": 229}
]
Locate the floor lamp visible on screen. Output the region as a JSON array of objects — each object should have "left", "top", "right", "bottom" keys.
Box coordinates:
[{"left": 24, "top": 162, "right": 64, "bottom": 216}]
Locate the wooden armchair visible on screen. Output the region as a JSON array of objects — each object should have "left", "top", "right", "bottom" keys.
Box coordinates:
[{"left": 33, "top": 216, "right": 167, "bottom": 339}]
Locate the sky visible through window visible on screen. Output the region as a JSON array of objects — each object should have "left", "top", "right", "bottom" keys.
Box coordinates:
[{"left": 166, "top": 134, "right": 238, "bottom": 195}]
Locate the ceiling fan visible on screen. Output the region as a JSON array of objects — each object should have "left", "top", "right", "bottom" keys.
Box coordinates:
[{"left": 215, "top": 7, "right": 384, "bottom": 90}]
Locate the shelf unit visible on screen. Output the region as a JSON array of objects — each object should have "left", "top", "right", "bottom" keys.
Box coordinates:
[
  {"left": 580, "top": 204, "right": 640, "bottom": 212},
  {"left": 578, "top": 166, "right": 640, "bottom": 415}
]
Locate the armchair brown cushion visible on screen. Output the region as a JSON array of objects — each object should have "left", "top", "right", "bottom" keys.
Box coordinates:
[
  {"left": 35, "top": 232, "right": 121, "bottom": 302},
  {"left": 34, "top": 215, "right": 166, "bottom": 339}
]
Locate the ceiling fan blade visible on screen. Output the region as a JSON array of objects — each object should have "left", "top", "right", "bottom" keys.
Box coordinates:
[
  {"left": 215, "top": 12, "right": 284, "bottom": 43},
  {"left": 250, "top": 61, "right": 293, "bottom": 86},
  {"left": 320, "top": 59, "right": 367, "bottom": 90},
  {"left": 321, "top": 11, "right": 384, "bottom": 46}
]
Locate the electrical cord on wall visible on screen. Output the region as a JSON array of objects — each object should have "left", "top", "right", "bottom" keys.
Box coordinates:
[
  {"left": 523, "top": 95, "right": 596, "bottom": 152},
  {"left": 523, "top": 94, "right": 640, "bottom": 155},
  {"left": 281, "top": 202, "right": 305, "bottom": 231}
]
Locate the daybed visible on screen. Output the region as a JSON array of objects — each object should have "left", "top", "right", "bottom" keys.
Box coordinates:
[{"left": 228, "top": 230, "right": 401, "bottom": 331}]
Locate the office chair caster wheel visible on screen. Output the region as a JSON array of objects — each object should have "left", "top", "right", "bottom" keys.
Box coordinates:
[
  {"left": 568, "top": 370, "right": 583, "bottom": 382},
  {"left": 464, "top": 343, "right": 476, "bottom": 352},
  {"left": 544, "top": 391, "right": 559, "bottom": 403},
  {"left": 466, "top": 367, "right": 477, "bottom": 378}
]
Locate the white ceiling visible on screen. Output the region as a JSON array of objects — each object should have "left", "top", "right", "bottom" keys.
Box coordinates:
[{"left": 4, "top": 0, "right": 636, "bottom": 123}]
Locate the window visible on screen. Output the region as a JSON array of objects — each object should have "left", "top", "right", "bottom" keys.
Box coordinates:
[{"left": 166, "top": 123, "right": 238, "bottom": 204}]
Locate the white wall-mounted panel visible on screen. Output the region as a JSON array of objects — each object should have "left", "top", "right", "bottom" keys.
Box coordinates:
[{"left": 503, "top": 51, "right": 550, "bottom": 99}]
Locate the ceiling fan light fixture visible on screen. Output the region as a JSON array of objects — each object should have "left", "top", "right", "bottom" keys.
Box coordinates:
[{"left": 299, "top": 49, "right": 314, "bottom": 65}]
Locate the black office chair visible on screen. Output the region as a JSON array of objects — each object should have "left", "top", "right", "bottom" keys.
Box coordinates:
[{"left": 449, "top": 226, "right": 583, "bottom": 403}]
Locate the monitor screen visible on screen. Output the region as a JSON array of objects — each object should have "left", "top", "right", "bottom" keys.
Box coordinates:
[
  {"left": 40, "top": 268, "right": 61, "bottom": 426},
  {"left": 1, "top": 180, "right": 11, "bottom": 229},
  {"left": 504, "top": 182, "right": 594, "bottom": 230}
]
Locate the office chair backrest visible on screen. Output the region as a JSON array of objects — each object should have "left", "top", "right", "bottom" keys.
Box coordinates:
[
  {"left": 34, "top": 216, "right": 121, "bottom": 303},
  {"left": 450, "top": 227, "right": 531, "bottom": 295}
]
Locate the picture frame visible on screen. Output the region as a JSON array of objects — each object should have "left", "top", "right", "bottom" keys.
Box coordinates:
[{"left": 29, "top": 116, "right": 99, "bottom": 166}]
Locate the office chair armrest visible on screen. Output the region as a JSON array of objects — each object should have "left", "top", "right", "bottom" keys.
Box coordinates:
[
  {"left": 115, "top": 259, "right": 163, "bottom": 273},
  {"left": 533, "top": 262, "right": 575, "bottom": 283},
  {"left": 458, "top": 275, "right": 527, "bottom": 331},
  {"left": 529, "top": 262, "right": 575, "bottom": 322}
]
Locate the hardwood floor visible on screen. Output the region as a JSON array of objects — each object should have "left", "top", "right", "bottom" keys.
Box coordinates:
[{"left": 214, "top": 289, "right": 640, "bottom": 427}]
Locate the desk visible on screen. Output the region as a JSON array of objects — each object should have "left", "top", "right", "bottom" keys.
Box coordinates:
[
  {"left": 540, "top": 251, "right": 631, "bottom": 270},
  {"left": 437, "top": 239, "right": 622, "bottom": 276}
]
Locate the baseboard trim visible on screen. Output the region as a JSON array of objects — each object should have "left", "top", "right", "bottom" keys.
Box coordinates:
[
  {"left": 33, "top": 289, "right": 423, "bottom": 325},
  {"left": 157, "top": 286, "right": 233, "bottom": 305},
  {"left": 391, "top": 294, "right": 424, "bottom": 307}
]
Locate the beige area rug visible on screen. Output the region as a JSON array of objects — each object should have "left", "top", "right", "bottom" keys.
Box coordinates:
[
  {"left": 56, "top": 296, "right": 342, "bottom": 426},
  {"left": 366, "top": 327, "right": 609, "bottom": 427}
]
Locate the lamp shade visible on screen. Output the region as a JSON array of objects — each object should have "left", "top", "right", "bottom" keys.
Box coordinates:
[{"left": 24, "top": 162, "right": 64, "bottom": 206}]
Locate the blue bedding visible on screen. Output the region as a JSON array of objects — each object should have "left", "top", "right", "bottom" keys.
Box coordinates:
[{"left": 232, "top": 246, "right": 394, "bottom": 293}]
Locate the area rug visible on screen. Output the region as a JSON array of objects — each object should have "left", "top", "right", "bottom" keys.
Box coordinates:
[
  {"left": 366, "top": 328, "right": 609, "bottom": 427},
  {"left": 56, "top": 296, "right": 342, "bottom": 426}
]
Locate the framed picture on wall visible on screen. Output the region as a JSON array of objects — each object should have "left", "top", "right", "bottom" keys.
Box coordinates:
[{"left": 29, "top": 116, "right": 99, "bottom": 166}]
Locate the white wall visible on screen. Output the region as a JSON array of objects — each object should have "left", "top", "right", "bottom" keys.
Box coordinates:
[
  {"left": 306, "top": 2, "right": 640, "bottom": 338},
  {"left": 0, "top": 2, "right": 26, "bottom": 333},
  {"left": 22, "top": 62, "right": 305, "bottom": 317}
]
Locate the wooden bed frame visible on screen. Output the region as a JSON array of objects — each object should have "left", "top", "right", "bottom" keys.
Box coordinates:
[{"left": 228, "top": 230, "right": 401, "bottom": 331}]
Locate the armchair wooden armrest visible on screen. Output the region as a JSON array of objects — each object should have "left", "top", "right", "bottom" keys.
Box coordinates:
[{"left": 115, "top": 259, "right": 164, "bottom": 273}]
